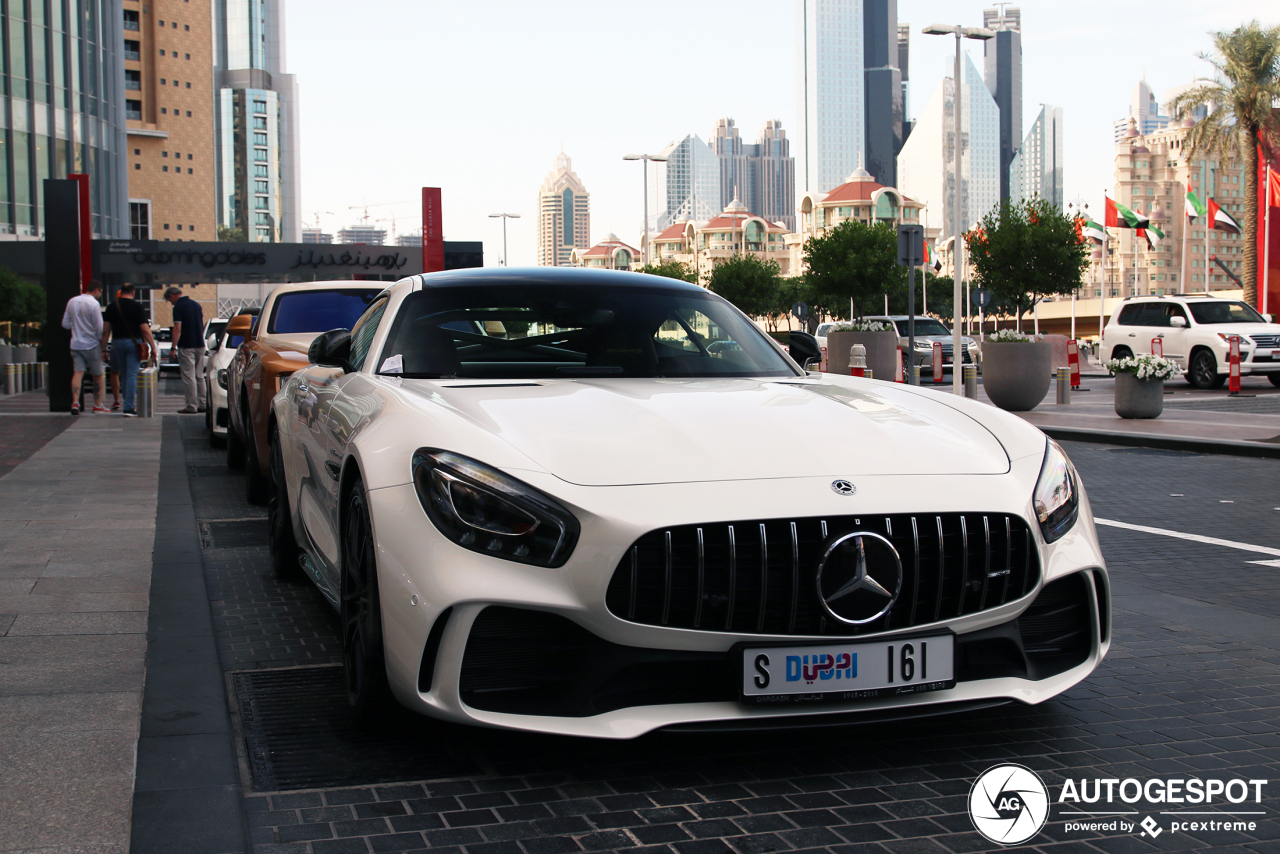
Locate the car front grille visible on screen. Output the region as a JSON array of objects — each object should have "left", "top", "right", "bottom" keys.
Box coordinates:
[
  {"left": 605, "top": 513, "right": 1040, "bottom": 637},
  {"left": 938, "top": 343, "right": 974, "bottom": 364},
  {"left": 1250, "top": 334, "right": 1280, "bottom": 348}
]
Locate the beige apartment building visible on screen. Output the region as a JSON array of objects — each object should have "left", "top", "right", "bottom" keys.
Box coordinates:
[
  {"left": 536, "top": 152, "right": 591, "bottom": 266},
  {"left": 647, "top": 197, "right": 793, "bottom": 281},
  {"left": 570, "top": 234, "right": 642, "bottom": 270},
  {"left": 1098, "top": 117, "right": 1248, "bottom": 299},
  {"left": 124, "top": 0, "right": 216, "bottom": 243}
]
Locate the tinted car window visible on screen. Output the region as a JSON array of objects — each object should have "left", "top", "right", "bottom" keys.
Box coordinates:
[
  {"left": 347, "top": 297, "right": 389, "bottom": 370},
  {"left": 378, "top": 283, "right": 798, "bottom": 379},
  {"left": 269, "top": 289, "right": 380, "bottom": 334},
  {"left": 1115, "top": 304, "right": 1142, "bottom": 326},
  {"left": 1188, "top": 301, "right": 1265, "bottom": 324},
  {"left": 892, "top": 319, "right": 950, "bottom": 336},
  {"left": 1133, "top": 304, "right": 1168, "bottom": 327}
]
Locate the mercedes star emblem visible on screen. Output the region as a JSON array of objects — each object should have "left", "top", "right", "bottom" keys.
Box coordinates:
[
  {"left": 815, "top": 531, "right": 903, "bottom": 624},
  {"left": 831, "top": 479, "right": 856, "bottom": 496}
]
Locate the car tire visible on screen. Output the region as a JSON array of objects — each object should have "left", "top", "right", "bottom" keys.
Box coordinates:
[
  {"left": 226, "top": 412, "right": 245, "bottom": 469},
  {"left": 268, "top": 426, "right": 301, "bottom": 579},
  {"left": 1268, "top": 374, "right": 1280, "bottom": 388},
  {"left": 1110, "top": 346, "right": 1133, "bottom": 362},
  {"left": 244, "top": 422, "right": 269, "bottom": 505},
  {"left": 1188, "top": 349, "right": 1225, "bottom": 389},
  {"left": 341, "top": 477, "right": 394, "bottom": 723}
]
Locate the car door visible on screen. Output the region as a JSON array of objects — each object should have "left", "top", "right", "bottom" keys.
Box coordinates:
[{"left": 1158, "top": 304, "right": 1189, "bottom": 362}]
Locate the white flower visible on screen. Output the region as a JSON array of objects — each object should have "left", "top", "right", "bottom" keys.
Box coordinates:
[
  {"left": 1105, "top": 353, "right": 1180, "bottom": 380},
  {"left": 988, "top": 329, "right": 1033, "bottom": 343}
]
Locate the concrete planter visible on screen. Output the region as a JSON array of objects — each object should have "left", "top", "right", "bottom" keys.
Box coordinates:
[
  {"left": 0, "top": 344, "right": 11, "bottom": 365},
  {"left": 13, "top": 345, "right": 36, "bottom": 363},
  {"left": 981, "top": 342, "right": 1052, "bottom": 411},
  {"left": 1114, "top": 372, "right": 1164, "bottom": 419},
  {"left": 827, "top": 329, "right": 898, "bottom": 378}
]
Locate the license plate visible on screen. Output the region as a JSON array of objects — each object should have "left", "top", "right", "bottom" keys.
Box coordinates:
[{"left": 740, "top": 634, "right": 955, "bottom": 704}]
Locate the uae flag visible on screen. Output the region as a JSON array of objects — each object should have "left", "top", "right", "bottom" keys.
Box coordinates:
[
  {"left": 1082, "top": 220, "right": 1108, "bottom": 244},
  {"left": 1186, "top": 182, "right": 1208, "bottom": 220},
  {"left": 923, "top": 242, "right": 942, "bottom": 272},
  {"left": 1105, "top": 196, "right": 1149, "bottom": 229},
  {"left": 1207, "top": 197, "right": 1241, "bottom": 234},
  {"left": 1142, "top": 224, "right": 1165, "bottom": 249}
]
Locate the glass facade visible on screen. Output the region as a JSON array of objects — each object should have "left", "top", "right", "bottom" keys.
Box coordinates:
[
  {"left": 795, "top": 0, "right": 864, "bottom": 195},
  {"left": 1009, "top": 104, "right": 1063, "bottom": 210},
  {"left": 1, "top": 0, "right": 128, "bottom": 237},
  {"left": 216, "top": 86, "right": 280, "bottom": 240},
  {"left": 648, "top": 134, "right": 721, "bottom": 233}
]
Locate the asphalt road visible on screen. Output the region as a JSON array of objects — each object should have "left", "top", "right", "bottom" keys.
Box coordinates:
[{"left": 171, "top": 417, "right": 1280, "bottom": 854}]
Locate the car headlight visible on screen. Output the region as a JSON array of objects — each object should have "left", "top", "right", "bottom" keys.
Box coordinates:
[
  {"left": 216, "top": 369, "right": 228, "bottom": 389},
  {"left": 412, "top": 450, "right": 579, "bottom": 568},
  {"left": 914, "top": 340, "right": 933, "bottom": 350},
  {"left": 1033, "top": 440, "right": 1079, "bottom": 543}
]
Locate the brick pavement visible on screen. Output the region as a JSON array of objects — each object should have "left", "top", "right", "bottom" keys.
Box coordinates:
[
  {"left": 0, "top": 413, "right": 73, "bottom": 477},
  {"left": 172, "top": 420, "right": 1280, "bottom": 854}
]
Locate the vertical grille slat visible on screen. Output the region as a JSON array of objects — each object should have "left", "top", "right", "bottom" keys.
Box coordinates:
[{"left": 606, "top": 512, "right": 1041, "bottom": 637}]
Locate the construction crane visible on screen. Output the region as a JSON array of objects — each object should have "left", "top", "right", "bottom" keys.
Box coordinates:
[{"left": 348, "top": 201, "right": 410, "bottom": 225}]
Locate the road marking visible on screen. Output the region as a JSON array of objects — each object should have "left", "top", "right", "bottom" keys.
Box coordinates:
[{"left": 1094, "top": 517, "right": 1280, "bottom": 561}]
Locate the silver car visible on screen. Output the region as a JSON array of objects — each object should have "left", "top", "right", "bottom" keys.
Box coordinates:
[{"left": 864, "top": 315, "right": 980, "bottom": 376}]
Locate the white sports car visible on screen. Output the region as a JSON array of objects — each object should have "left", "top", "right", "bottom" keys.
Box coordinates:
[{"left": 269, "top": 268, "right": 1109, "bottom": 738}]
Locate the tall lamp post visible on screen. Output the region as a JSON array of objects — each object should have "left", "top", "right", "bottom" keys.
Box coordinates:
[
  {"left": 923, "top": 22, "right": 993, "bottom": 394},
  {"left": 488, "top": 212, "right": 520, "bottom": 266},
  {"left": 623, "top": 152, "right": 669, "bottom": 266}
]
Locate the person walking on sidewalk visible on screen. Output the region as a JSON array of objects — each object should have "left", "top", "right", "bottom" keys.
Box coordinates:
[
  {"left": 164, "top": 286, "right": 206, "bottom": 414},
  {"left": 103, "top": 283, "right": 158, "bottom": 417},
  {"left": 61, "top": 280, "right": 107, "bottom": 414}
]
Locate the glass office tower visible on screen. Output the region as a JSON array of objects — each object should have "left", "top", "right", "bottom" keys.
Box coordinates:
[{"left": 1, "top": 0, "right": 129, "bottom": 238}]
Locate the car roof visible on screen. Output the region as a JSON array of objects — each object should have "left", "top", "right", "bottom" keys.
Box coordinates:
[
  {"left": 269, "top": 280, "right": 386, "bottom": 294},
  {"left": 406, "top": 266, "right": 709, "bottom": 294}
]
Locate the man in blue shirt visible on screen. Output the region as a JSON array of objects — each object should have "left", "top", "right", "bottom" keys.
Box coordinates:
[{"left": 164, "top": 286, "right": 206, "bottom": 413}]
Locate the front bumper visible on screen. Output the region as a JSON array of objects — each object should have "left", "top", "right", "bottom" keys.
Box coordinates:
[{"left": 363, "top": 463, "right": 1110, "bottom": 739}]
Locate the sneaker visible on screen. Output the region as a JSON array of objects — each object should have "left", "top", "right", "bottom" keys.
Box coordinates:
[
  {"left": 177, "top": 406, "right": 198, "bottom": 414},
  {"left": 92, "top": 404, "right": 109, "bottom": 413},
  {"left": 122, "top": 410, "right": 138, "bottom": 418},
  {"left": 111, "top": 402, "right": 122, "bottom": 411},
  {"left": 70, "top": 403, "right": 80, "bottom": 415}
]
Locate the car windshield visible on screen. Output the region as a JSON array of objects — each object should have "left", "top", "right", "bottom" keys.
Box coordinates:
[
  {"left": 269, "top": 289, "right": 381, "bottom": 334},
  {"left": 1187, "top": 301, "right": 1265, "bottom": 325},
  {"left": 378, "top": 283, "right": 799, "bottom": 379},
  {"left": 893, "top": 318, "right": 951, "bottom": 336},
  {"left": 815, "top": 323, "right": 836, "bottom": 337},
  {"left": 206, "top": 320, "right": 227, "bottom": 340}
]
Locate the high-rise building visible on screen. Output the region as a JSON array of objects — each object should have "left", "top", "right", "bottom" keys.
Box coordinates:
[
  {"left": 898, "top": 23, "right": 911, "bottom": 136},
  {"left": 125, "top": 0, "right": 216, "bottom": 242},
  {"left": 0, "top": 0, "right": 129, "bottom": 239},
  {"left": 537, "top": 152, "right": 590, "bottom": 267},
  {"left": 796, "top": 0, "right": 903, "bottom": 196},
  {"left": 301, "top": 227, "right": 332, "bottom": 244},
  {"left": 646, "top": 135, "right": 720, "bottom": 233},
  {"left": 710, "top": 119, "right": 796, "bottom": 231},
  {"left": 896, "top": 53, "right": 1000, "bottom": 241},
  {"left": 982, "top": 5, "right": 1021, "bottom": 203},
  {"left": 1009, "top": 104, "right": 1063, "bottom": 209},
  {"left": 214, "top": 0, "right": 300, "bottom": 243},
  {"left": 1111, "top": 78, "right": 1170, "bottom": 143},
  {"left": 336, "top": 225, "right": 385, "bottom": 245}
]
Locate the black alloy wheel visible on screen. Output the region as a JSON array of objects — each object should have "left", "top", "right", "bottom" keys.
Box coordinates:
[
  {"left": 244, "top": 406, "right": 269, "bottom": 505},
  {"left": 225, "top": 405, "right": 245, "bottom": 469},
  {"left": 341, "top": 478, "right": 394, "bottom": 722},
  {"left": 1188, "top": 349, "right": 1225, "bottom": 389},
  {"left": 268, "top": 427, "right": 301, "bottom": 579}
]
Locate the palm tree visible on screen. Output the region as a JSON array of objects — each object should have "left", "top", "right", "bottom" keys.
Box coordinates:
[{"left": 1170, "top": 21, "right": 1280, "bottom": 306}]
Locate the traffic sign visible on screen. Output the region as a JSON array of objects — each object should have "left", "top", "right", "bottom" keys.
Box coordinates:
[
  {"left": 897, "top": 224, "right": 925, "bottom": 267},
  {"left": 791, "top": 302, "right": 809, "bottom": 320},
  {"left": 971, "top": 288, "right": 991, "bottom": 308}
]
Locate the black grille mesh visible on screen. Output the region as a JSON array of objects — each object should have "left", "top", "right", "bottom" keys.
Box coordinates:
[{"left": 605, "top": 513, "right": 1039, "bottom": 637}]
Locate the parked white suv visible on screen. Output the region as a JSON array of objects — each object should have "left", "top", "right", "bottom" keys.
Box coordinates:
[{"left": 1101, "top": 295, "right": 1280, "bottom": 389}]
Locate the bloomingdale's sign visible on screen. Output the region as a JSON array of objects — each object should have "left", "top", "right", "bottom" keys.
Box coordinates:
[{"left": 95, "top": 240, "right": 423, "bottom": 276}]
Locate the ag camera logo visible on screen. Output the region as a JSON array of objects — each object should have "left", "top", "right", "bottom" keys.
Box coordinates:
[{"left": 969, "top": 764, "right": 1050, "bottom": 845}]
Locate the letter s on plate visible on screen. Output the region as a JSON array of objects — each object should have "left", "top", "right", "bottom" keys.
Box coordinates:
[{"left": 753, "top": 654, "right": 770, "bottom": 689}]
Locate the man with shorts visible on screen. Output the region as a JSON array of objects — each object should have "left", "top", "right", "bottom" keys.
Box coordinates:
[{"left": 61, "top": 280, "right": 106, "bottom": 414}]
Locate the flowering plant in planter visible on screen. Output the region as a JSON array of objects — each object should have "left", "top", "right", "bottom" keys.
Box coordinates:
[
  {"left": 1104, "top": 354, "right": 1180, "bottom": 380},
  {"left": 987, "top": 329, "right": 1034, "bottom": 343},
  {"left": 829, "top": 319, "right": 894, "bottom": 332}
]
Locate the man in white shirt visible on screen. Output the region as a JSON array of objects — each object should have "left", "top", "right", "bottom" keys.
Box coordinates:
[{"left": 61, "top": 280, "right": 106, "bottom": 414}]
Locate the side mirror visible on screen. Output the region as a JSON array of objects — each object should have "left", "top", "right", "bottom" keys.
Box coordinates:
[
  {"left": 309, "top": 328, "right": 353, "bottom": 370},
  {"left": 226, "top": 314, "right": 253, "bottom": 339},
  {"left": 1169, "top": 315, "right": 1187, "bottom": 328},
  {"left": 1264, "top": 314, "right": 1274, "bottom": 324},
  {"left": 788, "top": 331, "right": 821, "bottom": 371}
]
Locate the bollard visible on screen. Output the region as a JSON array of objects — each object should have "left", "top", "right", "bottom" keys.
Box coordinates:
[
  {"left": 911, "top": 364, "right": 921, "bottom": 385},
  {"left": 21, "top": 363, "right": 30, "bottom": 392},
  {"left": 3, "top": 363, "right": 15, "bottom": 395},
  {"left": 895, "top": 347, "right": 904, "bottom": 383},
  {"left": 137, "top": 362, "right": 158, "bottom": 417},
  {"left": 849, "top": 344, "right": 867, "bottom": 377},
  {"left": 1229, "top": 335, "right": 1242, "bottom": 394},
  {"left": 37, "top": 362, "right": 47, "bottom": 389},
  {"left": 1056, "top": 366, "right": 1071, "bottom": 404},
  {"left": 932, "top": 342, "right": 944, "bottom": 384},
  {"left": 864, "top": 368, "right": 873, "bottom": 380},
  {"left": 1067, "top": 340, "right": 1081, "bottom": 388},
  {"left": 963, "top": 363, "right": 977, "bottom": 399},
  {"left": 820, "top": 346, "right": 828, "bottom": 373}
]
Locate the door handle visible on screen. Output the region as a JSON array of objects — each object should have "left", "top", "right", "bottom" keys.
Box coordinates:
[{"left": 1128, "top": 333, "right": 1136, "bottom": 337}]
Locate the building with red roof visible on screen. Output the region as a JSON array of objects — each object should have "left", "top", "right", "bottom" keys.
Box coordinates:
[{"left": 569, "top": 233, "right": 642, "bottom": 271}]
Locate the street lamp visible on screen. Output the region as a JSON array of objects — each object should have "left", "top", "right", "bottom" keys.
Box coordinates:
[
  {"left": 488, "top": 213, "right": 520, "bottom": 266},
  {"left": 923, "top": 23, "right": 994, "bottom": 394},
  {"left": 623, "top": 153, "right": 669, "bottom": 266}
]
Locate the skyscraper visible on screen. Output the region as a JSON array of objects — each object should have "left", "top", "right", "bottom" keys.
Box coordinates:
[
  {"left": 537, "top": 152, "right": 590, "bottom": 267},
  {"left": 982, "top": 5, "right": 1021, "bottom": 203},
  {"left": 646, "top": 135, "right": 720, "bottom": 233},
  {"left": 0, "top": 0, "right": 129, "bottom": 238},
  {"left": 796, "top": 0, "right": 903, "bottom": 194},
  {"left": 711, "top": 119, "right": 796, "bottom": 230},
  {"left": 214, "top": 0, "right": 300, "bottom": 243},
  {"left": 896, "top": 53, "right": 1000, "bottom": 241},
  {"left": 1009, "top": 105, "right": 1063, "bottom": 209},
  {"left": 1112, "top": 78, "right": 1172, "bottom": 142}
]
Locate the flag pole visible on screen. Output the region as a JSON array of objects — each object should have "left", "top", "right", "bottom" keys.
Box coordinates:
[{"left": 1180, "top": 187, "right": 1190, "bottom": 296}]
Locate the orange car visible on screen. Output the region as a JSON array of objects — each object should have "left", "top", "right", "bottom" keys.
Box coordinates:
[{"left": 224, "top": 281, "right": 385, "bottom": 503}]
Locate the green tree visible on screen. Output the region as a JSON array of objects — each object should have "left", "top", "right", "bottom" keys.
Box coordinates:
[
  {"left": 966, "top": 197, "right": 1088, "bottom": 325},
  {"left": 802, "top": 219, "right": 903, "bottom": 317},
  {"left": 705, "top": 254, "right": 782, "bottom": 318},
  {"left": 0, "top": 266, "right": 22, "bottom": 330},
  {"left": 217, "top": 225, "right": 246, "bottom": 242},
  {"left": 15, "top": 279, "right": 44, "bottom": 343},
  {"left": 1170, "top": 20, "right": 1280, "bottom": 306},
  {"left": 636, "top": 259, "right": 697, "bottom": 283}
]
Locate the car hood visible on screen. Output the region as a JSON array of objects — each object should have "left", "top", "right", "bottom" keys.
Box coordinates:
[{"left": 401, "top": 377, "right": 1009, "bottom": 486}]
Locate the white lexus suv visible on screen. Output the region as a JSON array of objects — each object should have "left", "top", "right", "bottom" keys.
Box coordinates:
[{"left": 1101, "top": 295, "right": 1280, "bottom": 389}]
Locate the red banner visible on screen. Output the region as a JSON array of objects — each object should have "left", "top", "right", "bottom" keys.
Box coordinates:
[
  {"left": 422, "top": 187, "right": 444, "bottom": 273},
  {"left": 1258, "top": 144, "right": 1280, "bottom": 313}
]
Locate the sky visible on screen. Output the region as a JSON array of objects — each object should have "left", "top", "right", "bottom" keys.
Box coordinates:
[{"left": 288, "top": 0, "right": 1277, "bottom": 267}]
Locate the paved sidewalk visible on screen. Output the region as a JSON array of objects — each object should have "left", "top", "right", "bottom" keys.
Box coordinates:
[{"left": 0, "top": 416, "right": 163, "bottom": 854}]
